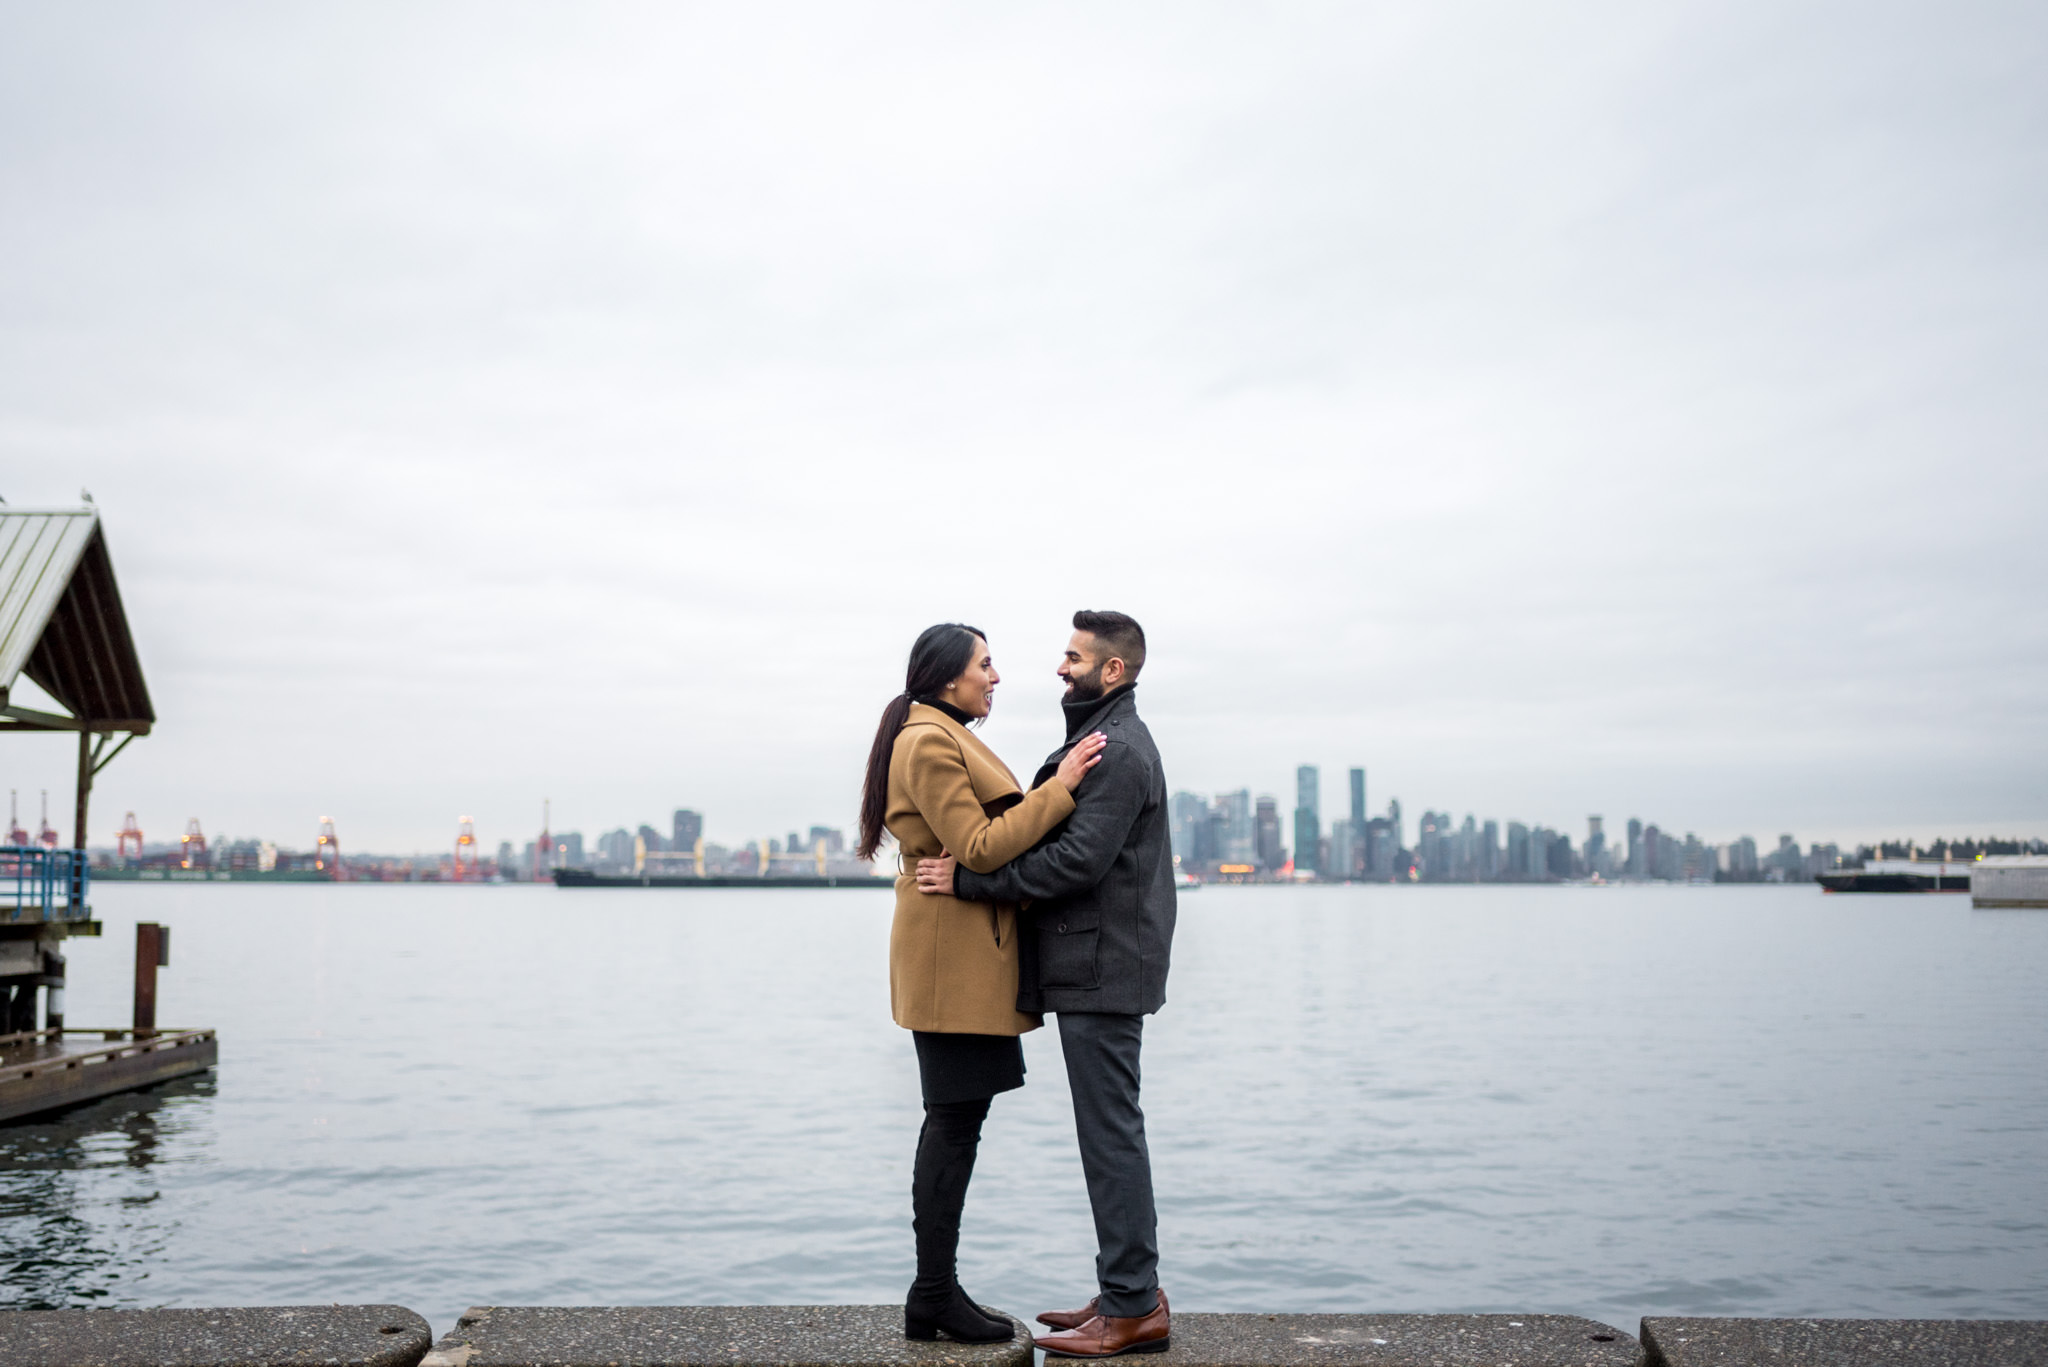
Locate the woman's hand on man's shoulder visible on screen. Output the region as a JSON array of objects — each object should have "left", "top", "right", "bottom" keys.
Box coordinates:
[{"left": 1055, "top": 731, "right": 1108, "bottom": 792}]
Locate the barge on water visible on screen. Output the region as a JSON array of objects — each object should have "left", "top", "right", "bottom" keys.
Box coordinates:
[
  {"left": 95, "top": 866, "right": 333, "bottom": 883},
  {"left": 1817, "top": 858, "right": 1972, "bottom": 894}
]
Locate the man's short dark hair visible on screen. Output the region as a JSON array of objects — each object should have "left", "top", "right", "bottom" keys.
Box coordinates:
[{"left": 1073, "top": 609, "right": 1146, "bottom": 679}]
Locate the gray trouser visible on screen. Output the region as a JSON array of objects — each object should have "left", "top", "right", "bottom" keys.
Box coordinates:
[{"left": 1056, "top": 1011, "right": 1160, "bottom": 1318}]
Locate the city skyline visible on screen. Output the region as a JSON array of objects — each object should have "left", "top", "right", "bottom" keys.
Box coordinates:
[
  {"left": 1171, "top": 762, "right": 2042, "bottom": 884},
  {"left": 85, "top": 778, "right": 2041, "bottom": 884},
  {"left": 50, "top": 771, "right": 2047, "bottom": 871}
]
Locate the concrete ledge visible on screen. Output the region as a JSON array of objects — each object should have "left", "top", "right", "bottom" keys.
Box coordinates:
[
  {"left": 1160, "top": 1314, "right": 1638, "bottom": 1366},
  {"left": 0, "top": 1304, "right": 431, "bottom": 1367},
  {"left": 423, "top": 1305, "right": 1034, "bottom": 1367},
  {"left": 1641, "top": 1317, "right": 2048, "bottom": 1365}
]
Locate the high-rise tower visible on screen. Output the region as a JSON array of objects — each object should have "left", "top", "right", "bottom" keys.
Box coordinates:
[
  {"left": 1254, "top": 795, "right": 1282, "bottom": 871},
  {"left": 1293, "top": 765, "right": 1321, "bottom": 875},
  {"left": 673, "top": 809, "right": 704, "bottom": 852}
]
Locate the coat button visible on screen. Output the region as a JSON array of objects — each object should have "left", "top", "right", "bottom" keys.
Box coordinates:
[{"left": 1058, "top": 922, "right": 1068, "bottom": 933}]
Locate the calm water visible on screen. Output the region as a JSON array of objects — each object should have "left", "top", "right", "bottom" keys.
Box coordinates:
[{"left": 1, "top": 882, "right": 2043, "bottom": 1337}]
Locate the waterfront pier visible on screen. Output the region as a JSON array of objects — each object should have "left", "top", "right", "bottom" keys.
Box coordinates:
[{"left": 1, "top": 504, "right": 216, "bottom": 1123}]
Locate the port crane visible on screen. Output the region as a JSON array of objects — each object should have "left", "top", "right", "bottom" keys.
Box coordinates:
[{"left": 454, "top": 816, "right": 481, "bottom": 880}]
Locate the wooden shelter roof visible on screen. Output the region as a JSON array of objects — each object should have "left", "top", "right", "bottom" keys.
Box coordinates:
[{"left": 0, "top": 507, "right": 154, "bottom": 734}]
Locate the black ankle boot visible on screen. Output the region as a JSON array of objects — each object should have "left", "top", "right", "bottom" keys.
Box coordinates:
[
  {"left": 905, "top": 1282, "right": 1015, "bottom": 1343},
  {"left": 954, "top": 1279, "right": 1010, "bottom": 1332}
]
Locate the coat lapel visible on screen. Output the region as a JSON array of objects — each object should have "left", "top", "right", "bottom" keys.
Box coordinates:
[{"left": 905, "top": 704, "right": 1023, "bottom": 808}]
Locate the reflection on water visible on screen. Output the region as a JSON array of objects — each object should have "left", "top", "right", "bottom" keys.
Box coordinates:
[{"left": 0, "top": 1074, "right": 217, "bottom": 1309}]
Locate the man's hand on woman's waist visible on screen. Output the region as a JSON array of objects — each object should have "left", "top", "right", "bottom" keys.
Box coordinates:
[{"left": 915, "top": 851, "right": 958, "bottom": 897}]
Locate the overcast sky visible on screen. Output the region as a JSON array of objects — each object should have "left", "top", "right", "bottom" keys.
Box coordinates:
[{"left": 2, "top": 2, "right": 2043, "bottom": 856}]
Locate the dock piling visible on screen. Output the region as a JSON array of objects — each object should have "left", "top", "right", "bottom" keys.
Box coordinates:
[
  {"left": 133, "top": 921, "right": 164, "bottom": 1037},
  {"left": 40, "top": 945, "right": 64, "bottom": 1032}
]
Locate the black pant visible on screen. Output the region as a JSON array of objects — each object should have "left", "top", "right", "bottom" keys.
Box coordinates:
[
  {"left": 1058, "top": 1011, "right": 1160, "bottom": 1318},
  {"left": 910, "top": 1096, "right": 991, "bottom": 1304}
]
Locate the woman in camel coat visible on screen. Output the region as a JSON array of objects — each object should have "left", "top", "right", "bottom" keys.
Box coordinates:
[{"left": 856, "top": 622, "right": 1105, "bottom": 1345}]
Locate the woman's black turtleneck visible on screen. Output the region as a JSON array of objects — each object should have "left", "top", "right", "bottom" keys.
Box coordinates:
[{"left": 916, "top": 696, "right": 976, "bottom": 726}]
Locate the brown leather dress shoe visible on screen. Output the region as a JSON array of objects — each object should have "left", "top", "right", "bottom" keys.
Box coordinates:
[
  {"left": 1033, "top": 1290, "right": 1169, "bottom": 1358},
  {"left": 1037, "top": 1296, "right": 1100, "bottom": 1330}
]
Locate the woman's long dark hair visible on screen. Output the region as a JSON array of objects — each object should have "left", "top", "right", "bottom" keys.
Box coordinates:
[{"left": 856, "top": 622, "right": 986, "bottom": 861}]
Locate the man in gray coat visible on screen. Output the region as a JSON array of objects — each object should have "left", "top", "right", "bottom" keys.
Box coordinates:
[{"left": 916, "top": 609, "right": 1177, "bottom": 1358}]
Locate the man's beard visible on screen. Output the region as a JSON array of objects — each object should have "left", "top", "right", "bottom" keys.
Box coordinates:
[{"left": 1063, "top": 663, "right": 1108, "bottom": 702}]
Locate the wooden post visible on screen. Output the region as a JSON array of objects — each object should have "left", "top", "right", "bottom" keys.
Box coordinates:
[
  {"left": 73, "top": 727, "right": 94, "bottom": 917},
  {"left": 133, "top": 922, "right": 162, "bottom": 1037},
  {"left": 74, "top": 727, "right": 92, "bottom": 851}
]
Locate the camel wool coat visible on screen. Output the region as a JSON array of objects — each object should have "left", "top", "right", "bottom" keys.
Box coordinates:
[{"left": 885, "top": 702, "right": 1075, "bottom": 1035}]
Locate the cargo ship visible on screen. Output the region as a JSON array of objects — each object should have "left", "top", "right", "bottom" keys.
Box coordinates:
[{"left": 1817, "top": 858, "right": 1971, "bottom": 893}]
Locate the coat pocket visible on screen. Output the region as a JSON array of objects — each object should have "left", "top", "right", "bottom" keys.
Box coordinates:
[{"left": 1038, "top": 920, "right": 1100, "bottom": 991}]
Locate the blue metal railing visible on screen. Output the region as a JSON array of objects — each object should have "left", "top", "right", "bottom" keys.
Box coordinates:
[{"left": 0, "top": 846, "right": 91, "bottom": 922}]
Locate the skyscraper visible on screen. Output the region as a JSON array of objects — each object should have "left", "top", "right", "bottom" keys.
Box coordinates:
[
  {"left": 1683, "top": 833, "right": 1712, "bottom": 882},
  {"left": 1506, "top": 822, "right": 1530, "bottom": 880},
  {"left": 1326, "top": 819, "right": 1357, "bottom": 881},
  {"left": 673, "top": 809, "right": 704, "bottom": 852},
  {"left": 1456, "top": 814, "right": 1478, "bottom": 879},
  {"left": 1254, "top": 795, "right": 1283, "bottom": 871},
  {"left": 1548, "top": 830, "right": 1576, "bottom": 879},
  {"left": 1342, "top": 767, "right": 1368, "bottom": 878},
  {"left": 1293, "top": 765, "right": 1320, "bottom": 874},
  {"left": 597, "top": 828, "right": 635, "bottom": 870},
  {"left": 1169, "top": 791, "right": 1207, "bottom": 869},
  {"left": 1365, "top": 817, "right": 1396, "bottom": 878},
  {"left": 1418, "top": 811, "right": 1446, "bottom": 880},
  {"left": 1218, "top": 789, "right": 1255, "bottom": 864}
]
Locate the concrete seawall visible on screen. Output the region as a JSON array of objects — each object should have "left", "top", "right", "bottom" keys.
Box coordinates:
[{"left": 3, "top": 1304, "right": 2044, "bottom": 1367}]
